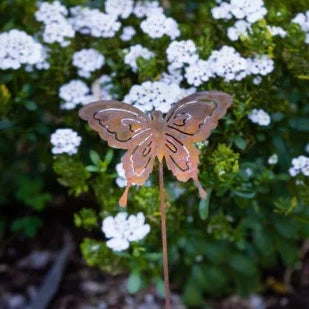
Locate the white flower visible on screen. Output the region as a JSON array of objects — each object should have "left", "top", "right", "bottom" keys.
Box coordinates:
[
  {"left": 0, "top": 30, "right": 45, "bottom": 70},
  {"left": 230, "top": 0, "right": 267, "bottom": 23},
  {"left": 59, "top": 80, "right": 94, "bottom": 110},
  {"left": 289, "top": 155, "right": 309, "bottom": 177},
  {"left": 116, "top": 162, "right": 127, "bottom": 188},
  {"left": 102, "top": 212, "right": 151, "bottom": 252},
  {"left": 247, "top": 55, "right": 274, "bottom": 76},
  {"left": 124, "top": 44, "right": 154, "bottom": 72},
  {"left": 72, "top": 49, "right": 105, "bottom": 78},
  {"left": 120, "top": 26, "right": 136, "bottom": 41},
  {"left": 105, "top": 0, "right": 134, "bottom": 19},
  {"left": 159, "top": 66, "right": 183, "bottom": 85},
  {"left": 268, "top": 26, "right": 287, "bottom": 38},
  {"left": 248, "top": 108, "right": 271, "bottom": 126},
  {"left": 212, "top": 0, "right": 267, "bottom": 23},
  {"left": 268, "top": 154, "right": 278, "bottom": 165},
  {"left": 35, "top": 1, "right": 68, "bottom": 24},
  {"left": 253, "top": 76, "right": 262, "bottom": 85},
  {"left": 208, "top": 46, "right": 248, "bottom": 81},
  {"left": 41, "top": 17, "right": 75, "bottom": 47},
  {"left": 35, "top": 2, "right": 74, "bottom": 47},
  {"left": 211, "top": 3, "right": 233, "bottom": 20},
  {"left": 140, "top": 13, "right": 180, "bottom": 40},
  {"left": 133, "top": 1, "right": 163, "bottom": 18},
  {"left": 227, "top": 20, "right": 251, "bottom": 41},
  {"left": 185, "top": 59, "right": 213, "bottom": 86},
  {"left": 124, "top": 81, "right": 181, "bottom": 113},
  {"left": 292, "top": 11, "right": 309, "bottom": 44},
  {"left": 166, "top": 40, "right": 198, "bottom": 69},
  {"left": 50, "top": 128, "right": 81, "bottom": 155},
  {"left": 70, "top": 6, "right": 121, "bottom": 38}
]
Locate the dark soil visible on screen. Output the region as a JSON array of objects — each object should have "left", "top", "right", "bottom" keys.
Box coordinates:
[{"left": 1, "top": 197, "right": 309, "bottom": 309}]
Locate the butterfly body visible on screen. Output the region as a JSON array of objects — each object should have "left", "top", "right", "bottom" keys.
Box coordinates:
[{"left": 79, "top": 91, "right": 233, "bottom": 207}]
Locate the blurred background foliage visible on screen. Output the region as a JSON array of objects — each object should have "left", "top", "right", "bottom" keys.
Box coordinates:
[{"left": 0, "top": 0, "right": 308, "bottom": 307}]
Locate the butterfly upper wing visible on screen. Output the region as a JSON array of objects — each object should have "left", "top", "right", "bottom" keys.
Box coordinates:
[
  {"left": 79, "top": 100, "right": 151, "bottom": 149},
  {"left": 164, "top": 91, "right": 233, "bottom": 143},
  {"left": 162, "top": 91, "right": 233, "bottom": 198},
  {"left": 79, "top": 100, "right": 156, "bottom": 207}
]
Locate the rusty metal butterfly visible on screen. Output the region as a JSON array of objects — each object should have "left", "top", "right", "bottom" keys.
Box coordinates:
[{"left": 79, "top": 91, "right": 233, "bottom": 207}]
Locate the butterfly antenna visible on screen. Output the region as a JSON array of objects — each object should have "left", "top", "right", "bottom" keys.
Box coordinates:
[
  {"left": 158, "top": 161, "right": 171, "bottom": 309},
  {"left": 193, "top": 176, "right": 207, "bottom": 199},
  {"left": 119, "top": 182, "right": 131, "bottom": 207}
]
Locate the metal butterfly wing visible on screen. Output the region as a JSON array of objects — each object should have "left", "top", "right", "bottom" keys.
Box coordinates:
[
  {"left": 161, "top": 91, "right": 233, "bottom": 198},
  {"left": 79, "top": 101, "right": 157, "bottom": 207}
]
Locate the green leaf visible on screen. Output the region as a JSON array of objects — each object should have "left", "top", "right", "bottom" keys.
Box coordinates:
[
  {"left": 229, "top": 253, "right": 257, "bottom": 275},
  {"left": 233, "top": 135, "right": 247, "bottom": 150},
  {"left": 11, "top": 216, "right": 43, "bottom": 237},
  {"left": 199, "top": 189, "right": 212, "bottom": 220},
  {"left": 104, "top": 149, "right": 114, "bottom": 166},
  {"left": 86, "top": 165, "right": 100, "bottom": 172},
  {"left": 90, "top": 150, "right": 100, "bottom": 165},
  {"left": 127, "top": 270, "right": 142, "bottom": 294}
]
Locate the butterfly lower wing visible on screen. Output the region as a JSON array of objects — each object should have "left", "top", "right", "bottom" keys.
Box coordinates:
[
  {"left": 119, "top": 134, "right": 156, "bottom": 207},
  {"left": 165, "top": 91, "right": 233, "bottom": 143},
  {"left": 163, "top": 133, "right": 206, "bottom": 199},
  {"left": 79, "top": 100, "right": 151, "bottom": 149}
]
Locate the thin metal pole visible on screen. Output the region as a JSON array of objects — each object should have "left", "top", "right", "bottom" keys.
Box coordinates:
[{"left": 158, "top": 161, "right": 171, "bottom": 309}]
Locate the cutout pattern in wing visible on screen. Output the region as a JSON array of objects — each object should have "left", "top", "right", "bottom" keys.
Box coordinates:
[
  {"left": 165, "top": 91, "right": 233, "bottom": 143},
  {"left": 79, "top": 101, "right": 151, "bottom": 149}
]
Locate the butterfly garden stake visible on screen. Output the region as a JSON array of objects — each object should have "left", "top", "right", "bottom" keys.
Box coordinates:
[{"left": 79, "top": 91, "right": 233, "bottom": 309}]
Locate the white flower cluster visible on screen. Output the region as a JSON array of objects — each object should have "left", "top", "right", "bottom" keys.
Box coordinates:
[
  {"left": 59, "top": 80, "right": 94, "bottom": 110},
  {"left": 182, "top": 45, "right": 273, "bottom": 85},
  {"left": 35, "top": 1, "right": 75, "bottom": 47},
  {"left": 69, "top": 6, "right": 121, "bottom": 38},
  {"left": 124, "top": 81, "right": 182, "bottom": 113},
  {"left": 185, "top": 59, "right": 213, "bottom": 86},
  {"left": 102, "top": 212, "right": 150, "bottom": 251},
  {"left": 292, "top": 11, "right": 309, "bottom": 44},
  {"left": 208, "top": 46, "right": 248, "bottom": 81},
  {"left": 124, "top": 44, "right": 154, "bottom": 72},
  {"left": 0, "top": 30, "right": 45, "bottom": 70},
  {"left": 212, "top": 0, "right": 267, "bottom": 23},
  {"left": 247, "top": 55, "right": 274, "bottom": 76},
  {"left": 105, "top": 0, "right": 134, "bottom": 19},
  {"left": 133, "top": 1, "right": 163, "bottom": 18},
  {"left": 120, "top": 26, "right": 136, "bottom": 41},
  {"left": 289, "top": 155, "right": 309, "bottom": 177},
  {"left": 166, "top": 40, "right": 199, "bottom": 70},
  {"left": 212, "top": 0, "right": 267, "bottom": 41},
  {"left": 140, "top": 13, "right": 180, "bottom": 40},
  {"left": 116, "top": 162, "right": 127, "bottom": 188},
  {"left": 50, "top": 128, "right": 81, "bottom": 155},
  {"left": 248, "top": 108, "right": 271, "bottom": 126},
  {"left": 72, "top": 49, "right": 105, "bottom": 78}
]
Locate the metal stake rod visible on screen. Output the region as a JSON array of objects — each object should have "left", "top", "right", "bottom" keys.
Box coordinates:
[{"left": 158, "top": 161, "right": 171, "bottom": 309}]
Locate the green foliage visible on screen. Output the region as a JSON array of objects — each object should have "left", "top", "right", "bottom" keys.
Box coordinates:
[
  {"left": 74, "top": 208, "right": 98, "bottom": 231},
  {"left": 53, "top": 155, "right": 90, "bottom": 196},
  {"left": 15, "top": 176, "right": 52, "bottom": 211}
]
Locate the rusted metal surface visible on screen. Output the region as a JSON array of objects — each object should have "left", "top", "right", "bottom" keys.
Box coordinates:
[{"left": 79, "top": 91, "right": 233, "bottom": 207}]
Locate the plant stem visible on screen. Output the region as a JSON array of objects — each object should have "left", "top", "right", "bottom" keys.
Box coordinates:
[{"left": 158, "top": 161, "right": 171, "bottom": 309}]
